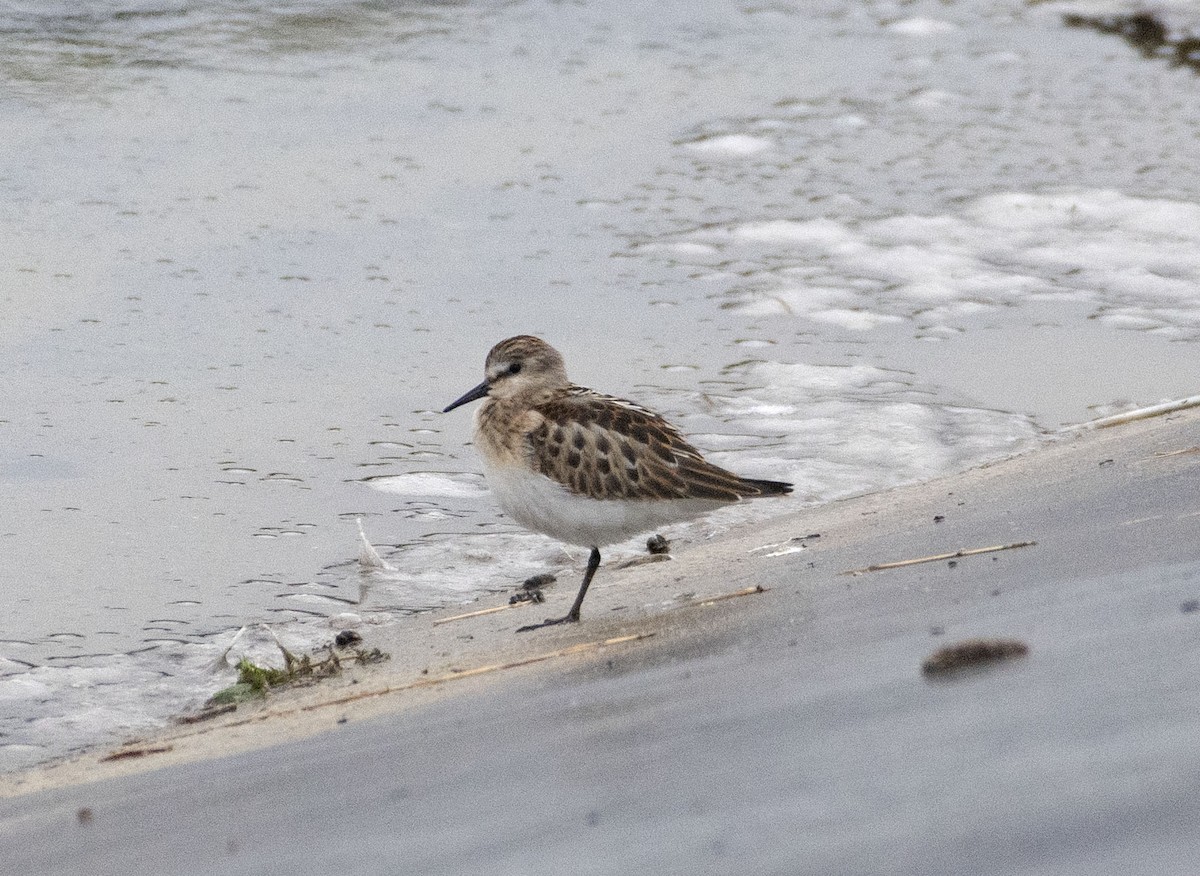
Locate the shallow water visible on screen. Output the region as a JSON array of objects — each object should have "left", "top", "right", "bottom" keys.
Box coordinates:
[{"left": 2, "top": 0, "right": 1199, "bottom": 769}]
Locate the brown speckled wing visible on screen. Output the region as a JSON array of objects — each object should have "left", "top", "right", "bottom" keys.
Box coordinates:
[{"left": 525, "top": 388, "right": 760, "bottom": 502}]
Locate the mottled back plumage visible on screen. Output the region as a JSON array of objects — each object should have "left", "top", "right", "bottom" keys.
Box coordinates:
[{"left": 528, "top": 387, "right": 785, "bottom": 502}]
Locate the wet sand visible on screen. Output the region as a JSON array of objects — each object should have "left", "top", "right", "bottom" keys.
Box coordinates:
[{"left": 2, "top": 405, "right": 1199, "bottom": 874}]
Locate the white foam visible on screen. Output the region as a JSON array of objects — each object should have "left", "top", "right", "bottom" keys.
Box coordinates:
[
  {"left": 683, "top": 134, "right": 775, "bottom": 157},
  {"left": 807, "top": 308, "right": 906, "bottom": 331},
  {"left": 700, "top": 360, "right": 1038, "bottom": 502},
  {"left": 0, "top": 675, "right": 52, "bottom": 702},
  {"left": 729, "top": 218, "right": 851, "bottom": 246},
  {"left": 0, "top": 616, "right": 390, "bottom": 773},
  {"left": 367, "top": 471, "right": 488, "bottom": 498},
  {"left": 0, "top": 653, "right": 216, "bottom": 772},
  {"left": 658, "top": 190, "right": 1200, "bottom": 340},
  {"left": 356, "top": 531, "right": 590, "bottom": 615},
  {"left": 888, "top": 17, "right": 959, "bottom": 36},
  {"left": 634, "top": 241, "right": 721, "bottom": 259},
  {"left": 907, "top": 89, "right": 962, "bottom": 110}
]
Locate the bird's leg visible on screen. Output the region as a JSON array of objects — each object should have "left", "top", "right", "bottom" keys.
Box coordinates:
[
  {"left": 516, "top": 548, "right": 601, "bottom": 633},
  {"left": 563, "top": 547, "right": 601, "bottom": 622}
]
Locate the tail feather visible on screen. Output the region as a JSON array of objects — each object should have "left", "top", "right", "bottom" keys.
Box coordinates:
[{"left": 739, "top": 477, "right": 793, "bottom": 497}]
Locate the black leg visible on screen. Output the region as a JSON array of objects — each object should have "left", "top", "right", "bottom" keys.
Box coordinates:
[{"left": 516, "top": 548, "right": 601, "bottom": 633}]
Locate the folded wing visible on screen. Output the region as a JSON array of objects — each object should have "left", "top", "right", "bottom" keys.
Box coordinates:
[{"left": 526, "top": 389, "right": 790, "bottom": 502}]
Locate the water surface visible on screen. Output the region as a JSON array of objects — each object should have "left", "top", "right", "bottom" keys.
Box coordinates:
[{"left": 2, "top": 0, "right": 1199, "bottom": 769}]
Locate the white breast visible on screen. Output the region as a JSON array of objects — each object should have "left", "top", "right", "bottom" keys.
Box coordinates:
[{"left": 483, "top": 461, "right": 728, "bottom": 548}]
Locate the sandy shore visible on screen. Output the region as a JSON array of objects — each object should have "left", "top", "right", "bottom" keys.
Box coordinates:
[{"left": 3, "top": 406, "right": 1200, "bottom": 874}]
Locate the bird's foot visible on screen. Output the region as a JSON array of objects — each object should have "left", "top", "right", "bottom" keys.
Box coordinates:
[{"left": 515, "top": 612, "right": 579, "bottom": 633}]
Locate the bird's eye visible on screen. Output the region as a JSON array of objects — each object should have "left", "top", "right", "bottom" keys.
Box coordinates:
[{"left": 507, "top": 362, "right": 522, "bottom": 375}]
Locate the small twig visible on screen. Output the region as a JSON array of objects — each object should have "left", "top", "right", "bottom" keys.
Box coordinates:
[
  {"left": 1143, "top": 446, "right": 1200, "bottom": 461},
  {"left": 1073, "top": 394, "right": 1200, "bottom": 430},
  {"left": 432, "top": 601, "right": 531, "bottom": 626},
  {"left": 841, "top": 541, "right": 1037, "bottom": 575},
  {"left": 99, "top": 745, "right": 174, "bottom": 763},
  {"left": 301, "top": 632, "right": 655, "bottom": 711},
  {"left": 176, "top": 703, "right": 238, "bottom": 724},
  {"left": 691, "top": 584, "right": 766, "bottom": 606}
]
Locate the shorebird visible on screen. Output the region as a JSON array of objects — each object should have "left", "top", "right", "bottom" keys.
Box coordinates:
[{"left": 443, "top": 335, "right": 792, "bottom": 631}]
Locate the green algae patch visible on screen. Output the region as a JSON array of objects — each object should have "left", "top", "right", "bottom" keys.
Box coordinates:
[
  {"left": 208, "top": 682, "right": 258, "bottom": 706},
  {"left": 198, "top": 645, "right": 389, "bottom": 717}
]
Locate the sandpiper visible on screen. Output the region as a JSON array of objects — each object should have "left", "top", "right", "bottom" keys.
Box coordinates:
[{"left": 443, "top": 335, "right": 792, "bottom": 631}]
